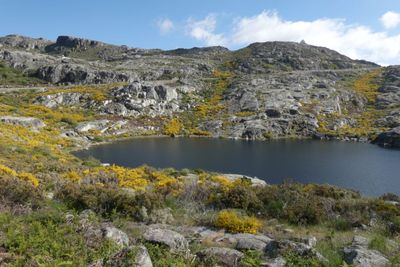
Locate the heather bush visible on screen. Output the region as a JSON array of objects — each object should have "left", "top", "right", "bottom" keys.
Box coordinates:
[
  {"left": 0, "top": 176, "right": 43, "bottom": 209},
  {"left": 55, "top": 183, "right": 163, "bottom": 219},
  {"left": 218, "top": 184, "right": 262, "bottom": 212}
]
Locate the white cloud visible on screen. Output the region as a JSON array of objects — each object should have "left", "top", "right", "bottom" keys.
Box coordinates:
[
  {"left": 157, "top": 18, "right": 174, "bottom": 34},
  {"left": 184, "top": 11, "right": 400, "bottom": 65},
  {"left": 380, "top": 11, "right": 400, "bottom": 29},
  {"left": 186, "top": 14, "right": 227, "bottom": 46}
]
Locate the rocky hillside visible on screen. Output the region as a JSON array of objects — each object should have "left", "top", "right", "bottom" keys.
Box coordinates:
[
  {"left": 2, "top": 34, "right": 400, "bottom": 146},
  {"left": 0, "top": 35, "right": 399, "bottom": 266}
]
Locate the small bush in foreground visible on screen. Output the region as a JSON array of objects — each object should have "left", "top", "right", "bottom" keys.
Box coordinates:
[
  {"left": 55, "top": 183, "right": 163, "bottom": 219},
  {"left": 0, "top": 176, "right": 43, "bottom": 209},
  {"left": 284, "top": 251, "right": 320, "bottom": 267},
  {"left": 215, "top": 210, "right": 262, "bottom": 234}
]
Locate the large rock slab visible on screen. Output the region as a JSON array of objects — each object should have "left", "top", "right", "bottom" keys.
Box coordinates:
[
  {"left": 234, "top": 233, "right": 274, "bottom": 252},
  {"left": 143, "top": 228, "right": 188, "bottom": 251},
  {"left": 75, "top": 120, "right": 110, "bottom": 133},
  {"left": 343, "top": 236, "right": 389, "bottom": 267}
]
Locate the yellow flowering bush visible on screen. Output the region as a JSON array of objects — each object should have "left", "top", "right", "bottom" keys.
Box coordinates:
[
  {"left": 64, "top": 171, "right": 81, "bottom": 182},
  {"left": 164, "top": 118, "right": 182, "bottom": 136},
  {"left": 0, "top": 164, "right": 18, "bottom": 176},
  {"left": 109, "top": 165, "right": 149, "bottom": 191},
  {"left": 151, "top": 171, "right": 182, "bottom": 195},
  {"left": 17, "top": 172, "right": 40, "bottom": 188},
  {"left": 0, "top": 164, "right": 39, "bottom": 187},
  {"left": 215, "top": 210, "right": 262, "bottom": 234}
]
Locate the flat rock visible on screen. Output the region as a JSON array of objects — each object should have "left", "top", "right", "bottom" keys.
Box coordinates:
[
  {"left": 143, "top": 228, "right": 188, "bottom": 251},
  {"left": 234, "top": 233, "right": 274, "bottom": 252}
]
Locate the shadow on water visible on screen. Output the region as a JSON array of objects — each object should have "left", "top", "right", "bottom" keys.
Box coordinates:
[{"left": 73, "top": 137, "right": 400, "bottom": 196}]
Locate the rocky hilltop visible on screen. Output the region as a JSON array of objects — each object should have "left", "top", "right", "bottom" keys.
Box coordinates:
[{"left": 0, "top": 34, "right": 399, "bottom": 146}]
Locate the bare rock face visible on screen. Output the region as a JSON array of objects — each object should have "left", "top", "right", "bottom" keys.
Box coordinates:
[
  {"left": 343, "top": 236, "right": 389, "bottom": 267},
  {"left": 143, "top": 228, "right": 188, "bottom": 251},
  {"left": 34, "top": 92, "right": 91, "bottom": 108},
  {"left": 104, "top": 82, "right": 181, "bottom": 116},
  {"left": 197, "top": 247, "right": 244, "bottom": 267},
  {"left": 35, "top": 63, "right": 130, "bottom": 85},
  {"left": 0, "top": 116, "right": 45, "bottom": 129},
  {"left": 55, "top": 36, "right": 105, "bottom": 49},
  {"left": 0, "top": 34, "right": 52, "bottom": 51}
]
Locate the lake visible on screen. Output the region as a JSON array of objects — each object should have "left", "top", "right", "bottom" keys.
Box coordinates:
[{"left": 74, "top": 137, "right": 400, "bottom": 196}]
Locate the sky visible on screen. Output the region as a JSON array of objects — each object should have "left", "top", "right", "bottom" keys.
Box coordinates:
[{"left": 1, "top": 0, "right": 400, "bottom": 65}]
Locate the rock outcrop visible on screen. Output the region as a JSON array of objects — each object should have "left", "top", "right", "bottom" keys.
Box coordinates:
[
  {"left": 3, "top": 34, "right": 400, "bottom": 144},
  {"left": 343, "top": 236, "right": 389, "bottom": 267}
]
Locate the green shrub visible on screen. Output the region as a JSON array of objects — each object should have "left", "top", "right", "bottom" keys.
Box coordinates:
[
  {"left": 285, "top": 195, "right": 324, "bottom": 225},
  {"left": 331, "top": 218, "right": 353, "bottom": 231},
  {"left": 316, "top": 240, "right": 343, "bottom": 267},
  {"left": 219, "top": 185, "right": 262, "bottom": 212},
  {"left": 55, "top": 183, "right": 163, "bottom": 219},
  {"left": 145, "top": 243, "right": 195, "bottom": 267},
  {"left": 284, "top": 251, "right": 320, "bottom": 267},
  {"left": 0, "top": 211, "right": 120, "bottom": 266},
  {"left": 388, "top": 216, "right": 400, "bottom": 236},
  {"left": 369, "top": 235, "right": 388, "bottom": 254},
  {"left": 238, "top": 250, "right": 262, "bottom": 267}
]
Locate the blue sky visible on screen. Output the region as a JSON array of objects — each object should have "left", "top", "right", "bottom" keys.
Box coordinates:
[{"left": 1, "top": 0, "right": 400, "bottom": 64}]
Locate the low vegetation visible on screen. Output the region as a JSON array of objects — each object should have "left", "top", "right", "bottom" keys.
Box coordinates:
[{"left": 0, "top": 61, "right": 44, "bottom": 86}]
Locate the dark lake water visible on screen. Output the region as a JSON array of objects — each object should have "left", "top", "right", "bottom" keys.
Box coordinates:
[{"left": 74, "top": 138, "right": 400, "bottom": 196}]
